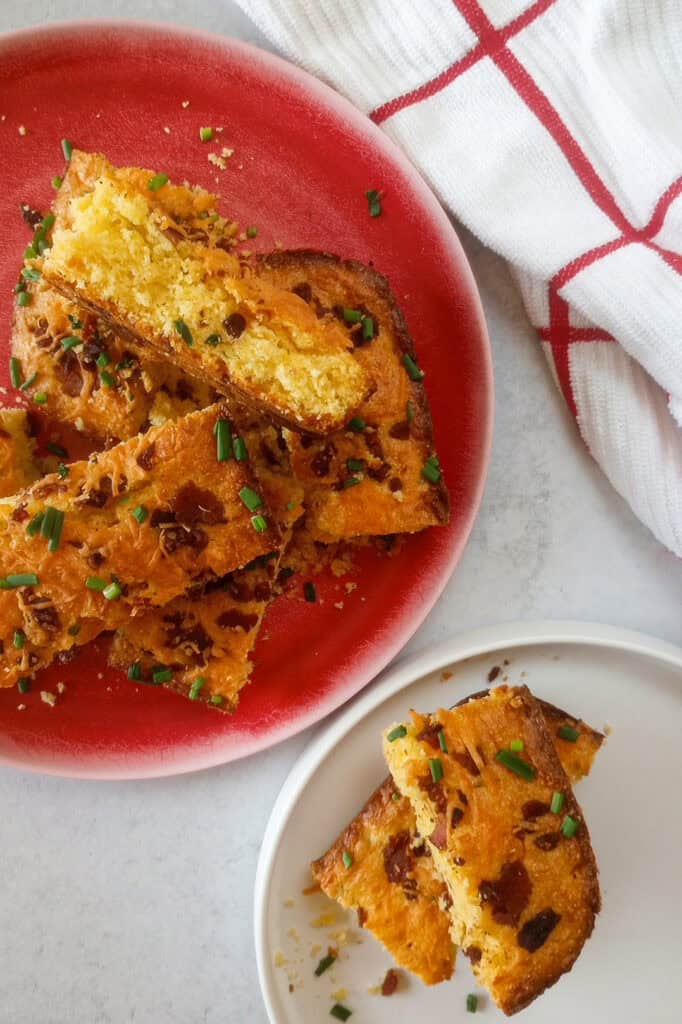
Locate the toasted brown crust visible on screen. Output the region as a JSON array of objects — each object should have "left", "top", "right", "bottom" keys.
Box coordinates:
[
  {"left": 312, "top": 696, "right": 602, "bottom": 988},
  {"left": 384, "top": 687, "right": 601, "bottom": 1014},
  {"left": 255, "top": 250, "right": 449, "bottom": 540}
]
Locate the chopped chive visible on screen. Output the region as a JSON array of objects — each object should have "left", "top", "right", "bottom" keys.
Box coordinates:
[
  {"left": 152, "top": 666, "right": 172, "bottom": 684},
  {"left": 22, "top": 267, "right": 41, "bottom": 282},
  {"left": 429, "top": 757, "right": 444, "bottom": 783},
  {"left": 366, "top": 189, "right": 379, "bottom": 201},
  {"left": 387, "top": 725, "right": 407, "bottom": 742},
  {"left": 330, "top": 1004, "right": 352, "bottom": 1021},
  {"left": 209, "top": 694, "right": 223, "bottom": 706},
  {"left": 46, "top": 441, "right": 68, "bottom": 459},
  {"left": 67, "top": 623, "right": 80, "bottom": 637},
  {"left": 9, "top": 357, "right": 22, "bottom": 388},
  {"left": 61, "top": 335, "right": 82, "bottom": 350},
  {"left": 199, "top": 126, "right": 214, "bottom": 142},
  {"left": 342, "top": 308, "right": 362, "bottom": 324},
  {"left": 403, "top": 353, "right": 424, "bottom": 381},
  {"left": 285, "top": 500, "right": 298, "bottom": 511},
  {"left": 347, "top": 416, "right": 365, "bottom": 432},
  {"left": 495, "top": 749, "right": 536, "bottom": 780},
  {"left": 61, "top": 138, "right": 73, "bottom": 160},
  {"left": 239, "top": 486, "right": 263, "bottom": 512},
  {"left": 17, "top": 291, "right": 31, "bottom": 307},
  {"left": 20, "top": 371, "right": 39, "bottom": 391},
  {"left": 251, "top": 514, "right": 268, "bottom": 533},
  {"left": 96, "top": 351, "right": 111, "bottom": 369},
  {"left": 5, "top": 573, "right": 39, "bottom": 588},
  {"left": 131, "top": 505, "right": 148, "bottom": 524},
  {"left": 173, "top": 318, "right": 193, "bottom": 346},
  {"left": 246, "top": 225, "right": 258, "bottom": 238},
  {"left": 148, "top": 172, "right": 169, "bottom": 191},
  {"left": 103, "top": 581, "right": 122, "bottom": 601},
  {"left": 438, "top": 729, "right": 449, "bottom": 753},
  {"left": 550, "top": 791, "right": 565, "bottom": 814},
  {"left": 303, "top": 581, "right": 317, "bottom": 603},
  {"left": 557, "top": 724, "right": 580, "bottom": 742},
  {"left": 48, "top": 510, "right": 65, "bottom": 552},
  {"left": 116, "top": 358, "right": 134, "bottom": 372},
  {"left": 341, "top": 476, "right": 361, "bottom": 488},
  {"left": 17, "top": 676, "right": 31, "bottom": 693},
  {"left": 52, "top": 175, "right": 63, "bottom": 190},
  {"left": 365, "top": 189, "right": 382, "bottom": 217},
  {"left": 15, "top": 281, "right": 27, "bottom": 294},
  {"left": 204, "top": 333, "right": 221, "bottom": 347},
  {"left": 342, "top": 850, "right": 353, "bottom": 869},
  {"left": 346, "top": 458, "right": 364, "bottom": 473},
  {"left": 127, "top": 661, "right": 142, "bottom": 681},
  {"left": 100, "top": 370, "right": 115, "bottom": 388},
  {"left": 361, "top": 316, "right": 375, "bottom": 341},
  {"left": 36, "top": 238, "right": 50, "bottom": 254},
  {"left": 422, "top": 455, "right": 441, "bottom": 484},
  {"left": 24, "top": 244, "right": 37, "bottom": 260},
  {"left": 188, "top": 676, "right": 206, "bottom": 701},
  {"left": 68, "top": 314, "right": 83, "bottom": 329},
  {"left": 41, "top": 506, "right": 57, "bottom": 539},
  {"left": 466, "top": 993, "right": 478, "bottom": 1013},
  {"left": 33, "top": 392, "right": 48, "bottom": 404},
  {"left": 57, "top": 463, "right": 69, "bottom": 479},
  {"left": 215, "top": 418, "right": 233, "bottom": 462},
  {"left": 314, "top": 952, "right": 336, "bottom": 976},
  {"left": 392, "top": 792, "right": 401, "bottom": 802},
  {"left": 26, "top": 512, "right": 45, "bottom": 537},
  {"left": 86, "top": 576, "right": 107, "bottom": 591},
  {"left": 233, "top": 437, "right": 248, "bottom": 461},
  {"left": 561, "top": 815, "right": 580, "bottom": 838},
  {"left": 406, "top": 399, "right": 415, "bottom": 421},
  {"left": 509, "top": 738, "right": 524, "bottom": 753},
  {"left": 13, "top": 630, "right": 25, "bottom": 649},
  {"left": 41, "top": 213, "right": 55, "bottom": 231}
]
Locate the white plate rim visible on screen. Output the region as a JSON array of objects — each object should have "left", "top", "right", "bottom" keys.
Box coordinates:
[{"left": 253, "top": 619, "right": 682, "bottom": 1023}]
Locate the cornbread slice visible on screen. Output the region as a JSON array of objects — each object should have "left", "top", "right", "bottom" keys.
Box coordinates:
[
  {"left": 109, "top": 413, "right": 304, "bottom": 708},
  {"left": 10, "top": 280, "right": 215, "bottom": 443},
  {"left": 0, "top": 404, "right": 279, "bottom": 688},
  {"left": 312, "top": 697, "right": 602, "bottom": 986},
  {"left": 255, "top": 251, "right": 449, "bottom": 541},
  {"left": 38, "top": 151, "right": 369, "bottom": 433},
  {"left": 0, "top": 409, "right": 40, "bottom": 496},
  {"left": 383, "top": 687, "right": 600, "bottom": 1015}
]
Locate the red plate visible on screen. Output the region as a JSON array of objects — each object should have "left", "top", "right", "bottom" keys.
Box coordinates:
[{"left": 0, "top": 21, "right": 492, "bottom": 777}]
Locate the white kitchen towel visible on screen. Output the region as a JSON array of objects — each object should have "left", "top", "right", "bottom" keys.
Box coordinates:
[{"left": 235, "top": 0, "right": 682, "bottom": 557}]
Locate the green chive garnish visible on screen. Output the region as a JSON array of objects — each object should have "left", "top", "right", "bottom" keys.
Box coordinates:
[
  {"left": 392, "top": 792, "right": 401, "bottom": 802},
  {"left": 173, "top": 318, "right": 193, "bottom": 346},
  {"left": 132, "top": 505, "right": 148, "bottom": 524},
  {"left": 466, "top": 993, "right": 478, "bottom": 1013},
  {"left": 342, "top": 308, "right": 362, "bottom": 324},
  {"left": 61, "top": 138, "right": 73, "bottom": 160},
  {"left": 347, "top": 416, "right": 366, "bottom": 432},
  {"left": 365, "top": 188, "right": 382, "bottom": 217},
  {"left": 17, "top": 291, "right": 31, "bottom": 307},
  {"left": 209, "top": 694, "right": 223, "bottom": 706},
  {"left": 403, "top": 353, "right": 424, "bottom": 381},
  {"left": 17, "top": 677, "right": 31, "bottom": 694},
  {"left": 13, "top": 630, "right": 25, "bottom": 649},
  {"left": 52, "top": 175, "right": 63, "bottom": 190},
  {"left": 362, "top": 316, "right": 375, "bottom": 341},
  {"left": 20, "top": 372, "right": 39, "bottom": 391},
  {"left": 346, "top": 458, "right": 364, "bottom": 473},
  {"left": 86, "top": 576, "right": 107, "bottom": 591},
  {"left": 342, "top": 850, "right": 353, "bottom": 869},
  {"left": 103, "top": 581, "right": 122, "bottom": 601},
  {"left": 246, "top": 226, "right": 258, "bottom": 238},
  {"left": 558, "top": 724, "right": 580, "bottom": 742},
  {"left": 61, "top": 336, "right": 82, "bottom": 351},
  {"left": 9, "top": 357, "right": 22, "bottom": 388},
  {"left": 438, "top": 729, "right": 449, "bottom": 753},
  {"left": 41, "top": 213, "right": 55, "bottom": 231},
  {"left": 57, "top": 463, "right": 69, "bottom": 480},
  {"left": 341, "top": 476, "right": 361, "bottom": 488},
  {"left": 96, "top": 351, "right": 111, "bottom": 369},
  {"left": 199, "top": 126, "right": 214, "bottom": 142},
  {"left": 127, "top": 661, "right": 142, "bottom": 681},
  {"left": 406, "top": 399, "right": 415, "bottom": 421},
  {"left": 314, "top": 952, "right": 336, "bottom": 976},
  {"left": 100, "top": 370, "right": 115, "bottom": 388},
  {"left": 48, "top": 510, "right": 65, "bottom": 552},
  {"left": 216, "top": 418, "right": 233, "bottom": 462},
  {"left": 205, "top": 333, "right": 221, "bottom": 347},
  {"left": 495, "top": 749, "right": 536, "bottom": 780},
  {"left": 153, "top": 667, "right": 172, "bottom": 684},
  {"left": 5, "top": 573, "right": 39, "bottom": 588},
  {"left": 188, "top": 677, "right": 206, "bottom": 701},
  {"left": 387, "top": 725, "right": 407, "bottom": 742},
  {"left": 41, "top": 506, "right": 57, "bottom": 539},
  {"left": 26, "top": 512, "right": 44, "bottom": 537},
  {"left": 15, "top": 281, "right": 27, "bottom": 294},
  {"left": 33, "top": 392, "right": 47, "bottom": 404},
  {"left": 422, "top": 455, "right": 441, "bottom": 484},
  {"left": 22, "top": 267, "right": 41, "bottom": 282},
  {"left": 68, "top": 314, "right": 83, "bottom": 329},
  {"left": 148, "top": 172, "right": 169, "bottom": 190},
  {"left": 429, "top": 757, "right": 444, "bottom": 783},
  {"left": 46, "top": 441, "right": 68, "bottom": 459},
  {"left": 233, "top": 437, "right": 248, "bottom": 461},
  {"left": 251, "top": 514, "right": 268, "bottom": 533},
  {"left": 239, "top": 486, "right": 263, "bottom": 512},
  {"left": 550, "top": 791, "right": 565, "bottom": 814},
  {"left": 67, "top": 623, "right": 80, "bottom": 637},
  {"left": 303, "top": 581, "right": 316, "bottom": 603},
  {"left": 24, "top": 244, "right": 37, "bottom": 260},
  {"left": 330, "top": 1004, "right": 352, "bottom": 1021},
  {"left": 561, "top": 815, "right": 580, "bottom": 838},
  {"left": 509, "top": 739, "right": 524, "bottom": 753}
]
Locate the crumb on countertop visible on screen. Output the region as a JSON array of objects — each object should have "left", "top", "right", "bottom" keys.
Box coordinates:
[
  {"left": 181, "top": 99, "right": 190, "bottom": 108},
  {"left": 441, "top": 669, "right": 453, "bottom": 681},
  {"left": 311, "top": 911, "right": 336, "bottom": 929},
  {"left": 40, "top": 691, "right": 56, "bottom": 707},
  {"left": 18, "top": 124, "right": 27, "bottom": 136},
  {"left": 56, "top": 681, "right": 66, "bottom": 694},
  {"left": 284, "top": 898, "right": 295, "bottom": 908},
  {"left": 17, "top": 703, "right": 26, "bottom": 711}
]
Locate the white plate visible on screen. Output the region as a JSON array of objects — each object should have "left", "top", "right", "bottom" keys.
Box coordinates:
[{"left": 254, "top": 621, "right": 682, "bottom": 1023}]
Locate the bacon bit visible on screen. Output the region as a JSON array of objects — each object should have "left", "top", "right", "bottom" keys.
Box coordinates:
[
  {"left": 488, "top": 665, "right": 501, "bottom": 682},
  {"left": 381, "top": 969, "right": 399, "bottom": 996},
  {"left": 430, "top": 815, "right": 447, "bottom": 849}
]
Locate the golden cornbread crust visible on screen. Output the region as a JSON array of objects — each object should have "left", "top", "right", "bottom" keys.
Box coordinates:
[
  {"left": 0, "top": 405, "right": 279, "bottom": 688},
  {"left": 0, "top": 409, "right": 39, "bottom": 497},
  {"left": 312, "top": 696, "right": 602, "bottom": 988},
  {"left": 39, "top": 152, "right": 370, "bottom": 434},
  {"left": 383, "top": 687, "right": 600, "bottom": 1015},
  {"left": 256, "top": 250, "right": 449, "bottom": 541}
]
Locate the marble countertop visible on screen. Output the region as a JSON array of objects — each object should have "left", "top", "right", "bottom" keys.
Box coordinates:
[{"left": 1, "top": 4, "right": 680, "bottom": 1023}]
